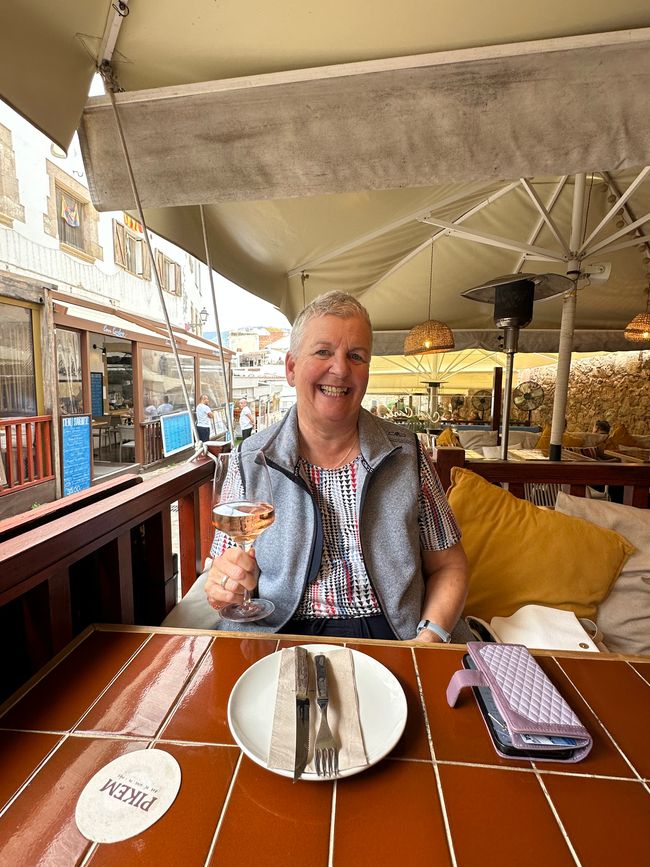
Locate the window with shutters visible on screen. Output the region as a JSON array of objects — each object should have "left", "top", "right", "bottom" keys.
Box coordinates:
[
  {"left": 56, "top": 187, "right": 84, "bottom": 250},
  {"left": 44, "top": 162, "right": 102, "bottom": 262},
  {"left": 155, "top": 250, "right": 182, "bottom": 296},
  {"left": 113, "top": 220, "right": 151, "bottom": 278}
]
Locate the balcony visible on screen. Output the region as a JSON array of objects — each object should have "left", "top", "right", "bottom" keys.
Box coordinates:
[{"left": 0, "top": 415, "right": 54, "bottom": 496}]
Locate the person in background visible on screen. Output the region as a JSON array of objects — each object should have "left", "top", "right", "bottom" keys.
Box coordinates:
[
  {"left": 158, "top": 395, "right": 174, "bottom": 414},
  {"left": 144, "top": 399, "right": 159, "bottom": 418},
  {"left": 593, "top": 419, "right": 611, "bottom": 435},
  {"left": 203, "top": 291, "right": 469, "bottom": 642},
  {"left": 195, "top": 394, "right": 214, "bottom": 443},
  {"left": 239, "top": 398, "right": 254, "bottom": 440}
]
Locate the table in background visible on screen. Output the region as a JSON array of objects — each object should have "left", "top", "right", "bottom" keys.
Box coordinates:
[{"left": 0, "top": 626, "right": 648, "bottom": 866}]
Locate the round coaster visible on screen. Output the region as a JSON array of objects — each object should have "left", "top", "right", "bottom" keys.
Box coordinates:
[{"left": 75, "top": 749, "right": 181, "bottom": 843}]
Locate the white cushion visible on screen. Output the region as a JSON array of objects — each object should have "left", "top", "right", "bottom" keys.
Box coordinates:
[
  {"left": 161, "top": 559, "right": 221, "bottom": 629},
  {"left": 456, "top": 429, "right": 498, "bottom": 450},
  {"left": 555, "top": 492, "right": 650, "bottom": 655},
  {"left": 582, "top": 432, "right": 608, "bottom": 447},
  {"left": 508, "top": 431, "right": 542, "bottom": 449}
]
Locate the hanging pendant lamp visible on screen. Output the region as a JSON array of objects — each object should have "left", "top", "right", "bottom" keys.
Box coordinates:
[
  {"left": 624, "top": 286, "right": 650, "bottom": 343},
  {"left": 404, "top": 241, "right": 454, "bottom": 355}
]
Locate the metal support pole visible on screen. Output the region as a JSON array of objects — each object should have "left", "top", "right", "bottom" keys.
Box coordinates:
[
  {"left": 105, "top": 85, "right": 200, "bottom": 447},
  {"left": 500, "top": 350, "right": 515, "bottom": 460},
  {"left": 199, "top": 206, "right": 236, "bottom": 448},
  {"left": 549, "top": 173, "right": 585, "bottom": 461},
  {"left": 499, "top": 322, "right": 520, "bottom": 459}
]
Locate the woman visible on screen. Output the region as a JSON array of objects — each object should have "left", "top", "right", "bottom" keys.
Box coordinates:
[
  {"left": 202, "top": 291, "right": 469, "bottom": 643},
  {"left": 195, "top": 394, "right": 214, "bottom": 443}
]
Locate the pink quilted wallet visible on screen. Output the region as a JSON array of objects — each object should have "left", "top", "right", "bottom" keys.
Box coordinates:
[{"left": 447, "top": 642, "right": 592, "bottom": 762}]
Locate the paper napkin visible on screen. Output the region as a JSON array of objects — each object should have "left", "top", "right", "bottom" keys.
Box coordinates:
[{"left": 267, "top": 646, "right": 368, "bottom": 774}]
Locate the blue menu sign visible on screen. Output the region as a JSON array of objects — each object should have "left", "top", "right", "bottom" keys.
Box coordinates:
[
  {"left": 61, "top": 414, "right": 92, "bottom": 496},
  {"left": 160, "top": 411, "right": 194, "bottom": 457},
  {"left": 90, "top": 372, "right": 104, "bottom": 417}
]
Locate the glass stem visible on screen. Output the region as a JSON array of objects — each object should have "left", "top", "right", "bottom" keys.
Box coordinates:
[{"left": 239, "top": 540, "right": 254, "bottom": 607}]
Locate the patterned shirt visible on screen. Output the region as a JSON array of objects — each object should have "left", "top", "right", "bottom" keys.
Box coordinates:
[{"left": 210, "top": 442, "right": 461, "bottom": 619}]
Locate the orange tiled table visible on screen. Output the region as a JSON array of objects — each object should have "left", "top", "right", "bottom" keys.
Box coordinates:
[{"left": 0, "top": 625, "right": 649, "bottom": 866}]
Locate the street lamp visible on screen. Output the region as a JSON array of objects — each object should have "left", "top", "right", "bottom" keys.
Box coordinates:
[{"left": 199, "top": 307, "right": 209, "bottom": 326}]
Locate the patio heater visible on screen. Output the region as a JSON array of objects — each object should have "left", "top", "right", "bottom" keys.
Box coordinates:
[
  {"left": 424, "top": 381, "right": 442, "bottom": 418},
  {"left": 462, "top": 274, "right": 572, "bottom": 459}
]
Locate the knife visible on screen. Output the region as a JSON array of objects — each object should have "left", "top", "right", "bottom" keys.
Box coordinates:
[{"left": 293, "top": 646, "right": 310, "bottom": 781}]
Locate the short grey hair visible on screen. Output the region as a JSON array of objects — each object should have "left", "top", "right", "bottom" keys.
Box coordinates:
[{"left": 289, "top": 291, "right": 373, "bottom": 354}]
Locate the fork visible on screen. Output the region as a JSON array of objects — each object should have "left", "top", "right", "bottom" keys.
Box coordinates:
[{"left": 314, "top": 654, "right": 339, "bottom": 777}]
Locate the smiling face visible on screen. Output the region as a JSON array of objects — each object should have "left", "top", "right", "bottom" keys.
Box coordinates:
[{"left": 285, "top": 314, "right": 371, "bottom": 433}]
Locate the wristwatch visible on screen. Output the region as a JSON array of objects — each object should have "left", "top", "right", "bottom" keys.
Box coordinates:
[{"left": 416, "top": 620, "right": 452, "bottom": 643}]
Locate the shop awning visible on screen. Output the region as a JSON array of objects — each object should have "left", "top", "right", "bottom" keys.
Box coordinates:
[{"left": 51, "top": 293, "right": 234, "bottom": 359}]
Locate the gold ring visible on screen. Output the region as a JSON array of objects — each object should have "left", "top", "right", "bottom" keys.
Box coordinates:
[{"left": 219, "top": 575, "right": 228, "bottom": 589}]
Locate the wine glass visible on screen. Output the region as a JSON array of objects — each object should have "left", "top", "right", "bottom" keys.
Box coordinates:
[{"left": 211, "top": 450, "right": 276, "bottom": 622}]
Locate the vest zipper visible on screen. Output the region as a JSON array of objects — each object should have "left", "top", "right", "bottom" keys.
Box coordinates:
[
  {"left": 357, "top": 447, "right": 401, "bottom": 639},
  {"left": 264, "top": 458, "right": 323, "bottom": 626}
]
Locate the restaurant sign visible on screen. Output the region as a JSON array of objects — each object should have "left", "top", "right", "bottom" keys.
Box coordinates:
[
  {"left": 75, "top": 749, "right": 181, "bottom": 843},
  {"left": 102, "top": 324, "right": 127, "bottom": 339}
]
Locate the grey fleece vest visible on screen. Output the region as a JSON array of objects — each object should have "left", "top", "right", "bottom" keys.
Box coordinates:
[{"left": 230, "top": 405, "right": 424, "bottom": 640}]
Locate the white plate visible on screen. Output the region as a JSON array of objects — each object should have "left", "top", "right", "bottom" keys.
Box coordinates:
[{"left": 227, "top": 643, "right": 408, "bottom": 780}]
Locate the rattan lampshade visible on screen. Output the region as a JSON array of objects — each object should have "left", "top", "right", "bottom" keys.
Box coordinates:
[
  {"left": 624, "top": 311, "right": 650, "bottom": 342},
  {"left": 404, "top": 241, "right": 455, "bottom": 355},
  {"left": 404, "top": 319, "right": 455, "bottom": 354}
]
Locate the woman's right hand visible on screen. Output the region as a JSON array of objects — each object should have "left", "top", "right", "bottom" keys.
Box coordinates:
[{"left": 204, "top": 547, "right": 260, "bottom": 611}]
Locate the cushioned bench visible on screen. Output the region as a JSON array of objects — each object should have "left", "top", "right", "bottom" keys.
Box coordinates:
[{"left": 434, "top": 450, "right": 650, "bottom": 656}]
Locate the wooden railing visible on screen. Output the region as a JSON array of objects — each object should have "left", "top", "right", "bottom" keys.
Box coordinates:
[
  {"left": 0, "top": 416, "right": 54, "bottom": 496},
  {"left": 0, "top": 458, "right": 214, "bottom": 701},
  {"left": 433, "top": 447, "right": 650, "bottom": 508},
  {"left": 142, "top": 418, "right": 163, "bottom": 465}
]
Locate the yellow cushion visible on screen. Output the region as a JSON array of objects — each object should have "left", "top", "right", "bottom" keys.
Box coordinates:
[
  {"left": 436, "top": 427, "right": 460, "bottom": 447},
  {"left": 534, "top": 424, "right": 583, "bottom": 454},
  {"left": 534, "top": 424, "right": 551, "bottom": 449},
  {"left": 562, "top": 432, "right": 583, "bottom": 448},
  {"left": 604, "top": 423, "right": 637, "bottom": 452},
  {"left": 533, "top": 424, "right": 551, "bottom": 451},
  {"left": 447, "top": 467, "right": 634, "bottom": 622}
]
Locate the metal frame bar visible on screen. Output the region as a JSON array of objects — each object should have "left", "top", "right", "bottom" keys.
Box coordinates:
[
  {"left": 589, "top": 233, "right": 650, "bottom": 257},
  {"left": 360, "top": 182, "right": 520, "bottom": 295},
  {"left": 286, "top": 185, "right": 487, "bottom": 277},
  {"left": 420, "top": 216, "right": 566, "bottom": 261},
  {"left": 578, "top": 166, "right": 650, "bottom": 254},
  {"left": 519, "top": 178, "right": 571, "bottom": 257},
  {"left": 582, "top": 209, "right": 650, "bottom": 257},
  {"left": 512, "top": 177, "right": 568, "bottom": 272}
]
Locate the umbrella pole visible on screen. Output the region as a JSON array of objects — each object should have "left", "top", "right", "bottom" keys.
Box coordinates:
[
  {"left": 548, "top": 287, "right": 577, "bottom": 460},
  {"left": 549, "top": 173, "right": 585, "bottom": 461}
]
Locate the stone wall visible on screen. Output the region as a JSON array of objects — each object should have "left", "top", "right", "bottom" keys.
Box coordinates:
[{"left": 516, "top": 350, "right": 650, "bottom": 435}]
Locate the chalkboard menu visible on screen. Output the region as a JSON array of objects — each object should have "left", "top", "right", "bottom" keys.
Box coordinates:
[
  {"left": 160, "top": 411, "right": 194, "bottom": 457},
  {"left": 61, "top": 414, "right": 92, "bottom": 496},
  {"left": 90, "top": 372, "right": 104, "bottom": 417}
]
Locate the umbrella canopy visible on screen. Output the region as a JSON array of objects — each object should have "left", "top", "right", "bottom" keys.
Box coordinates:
[
  {"left": 2, "top": 2, "right": 650, "bottom": 346},
  {"left": 366, "top": 349, "right": 606, "bottom": 395}
]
